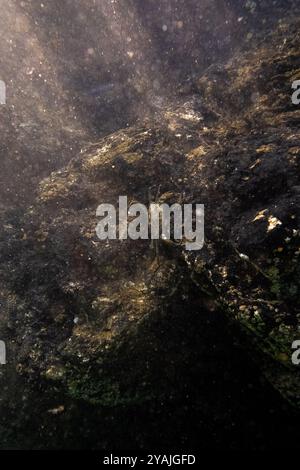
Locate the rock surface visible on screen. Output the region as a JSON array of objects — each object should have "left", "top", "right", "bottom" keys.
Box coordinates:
[{"left": 0, "top": 12, "right": 300, "bottom": 450}]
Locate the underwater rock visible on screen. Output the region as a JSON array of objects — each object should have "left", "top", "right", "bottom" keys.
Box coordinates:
[{"left": 0, "top": 13, "right": 300, "bottom": 450}]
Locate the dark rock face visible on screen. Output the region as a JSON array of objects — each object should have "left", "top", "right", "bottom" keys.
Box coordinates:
[
  {"left": 0, "top": 0, "right": 296, "bottom": 207},
  {"left": 0, "top": 6, "right": 300, "bottom": 450}
]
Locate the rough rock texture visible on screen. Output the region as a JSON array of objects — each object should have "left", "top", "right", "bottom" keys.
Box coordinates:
[
  {"left": 0, "top": 14, "right": 300, "bottom": 449},
  {"left": 1, "top": 0, "right": 297, "bottom": 207}
]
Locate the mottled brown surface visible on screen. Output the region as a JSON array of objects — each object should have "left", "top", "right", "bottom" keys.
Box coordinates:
[{"left": 0, "top": 4, "right": 299, "bottom": 450}]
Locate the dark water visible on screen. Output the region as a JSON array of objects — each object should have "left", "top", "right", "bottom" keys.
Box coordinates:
[
  {"left": 0, "top": 293, "right": 298, "bottom": 450},
  {"left": 0, "top": 0, "right": 299, "bottom": 451}
]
